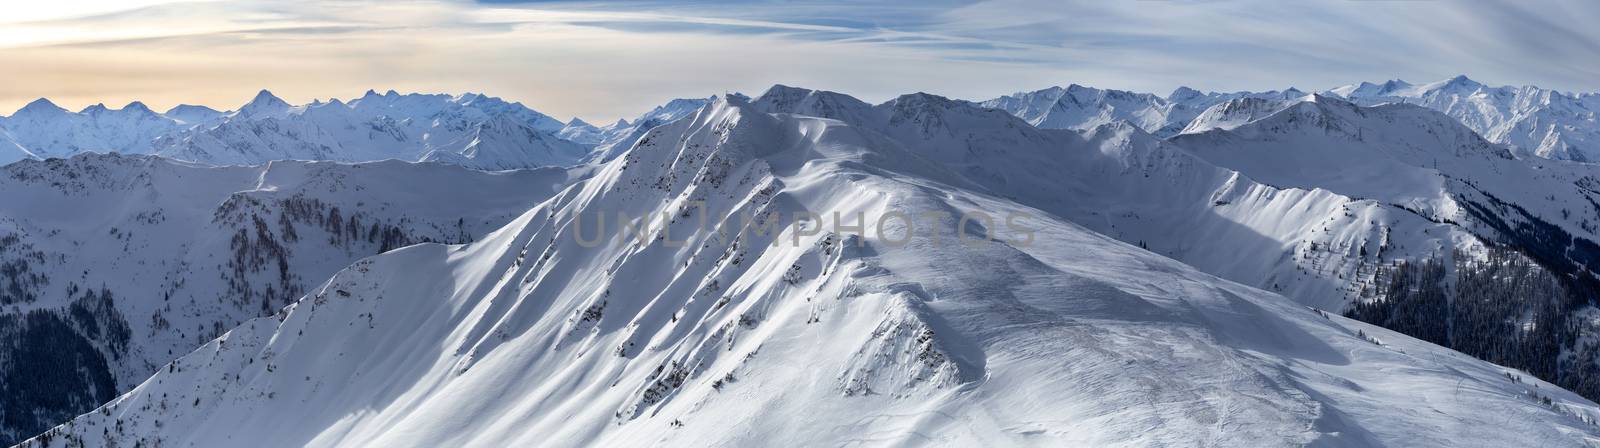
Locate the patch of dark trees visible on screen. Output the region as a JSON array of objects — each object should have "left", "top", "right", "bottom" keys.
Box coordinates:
[
  {"left": 1, "top": 234, "right": 49, "bottom": 306},
  {"left": 0, "top": 286, "right": 130, "bottom": 446},
  {"left": 221, "top": 194, "right": 473, "bottom": 317}
]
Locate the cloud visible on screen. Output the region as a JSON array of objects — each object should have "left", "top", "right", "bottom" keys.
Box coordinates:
[{"left": 2, "top": 0, "right": 1599, "bottom": 122}]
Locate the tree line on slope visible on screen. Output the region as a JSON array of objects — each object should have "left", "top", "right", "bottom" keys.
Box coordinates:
[
  {"left": 0, "top": 286, "right": 129, "bottom": 446},
  {"left": 1347, "top": 246, "right": 1600, "bottom": 400}
]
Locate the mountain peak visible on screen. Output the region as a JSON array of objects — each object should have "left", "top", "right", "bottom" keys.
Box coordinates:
[
  {"left": 81, "top": 103, "right": 110, "bottom": 114},
  {"left": 1169, "top": 86, "right": 1205, "bottom": 102},
  {"left": 123, "top": 101, "right": 154, "bottom": 114},
  {"left": 892, "top": 91, "right": 954, "bottom": 105},
  {"left": 1331, "top": 79, "right": 1411, "bottom": 99},
  {"left": 15, "top": 98, "right": 67, "bottom": 116},
  {"left": 565, "top": 117, "right": 593, "bottom": 129},
  {"left": 252, "top": 89, "right": 282, "bottom": 102},
  {"left": 165, "top": 104, "right": 221, "bottom": 116},
  {"left": 631, "top": 96, "right": 716, "bottom": 126},
  {"left": 237, "top": 89, "right": 291, "bottom": 117},
  {"left": 754, "top": 84, "right": 819, "bottom": 108},
  {"left": 750, "top": 85, "right": 874, "bottom": 123},
  {"left": 1306, "top": 92, "right": 1340, "bottom": 103},
  {"left": 1431, "top": 75, "right": 1483, "bottom": 92},
  {"left": 1380, "top": 79, "right": 1412, "bottom": 91}
]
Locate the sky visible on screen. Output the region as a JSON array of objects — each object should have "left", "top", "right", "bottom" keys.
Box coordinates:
[{"left": 2, "top": 0, "right": 1600, "bottom": 122}]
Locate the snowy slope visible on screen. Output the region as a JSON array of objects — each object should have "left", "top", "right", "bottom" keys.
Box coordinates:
[
  {"left": 1329, "top": 76, "right": 1600, "bottom": 162},
  {"left": 1179, "top": 96, "right": 1302, "bottom": 133},
  {"left": 583, "top": 96, "right": 715, "bottom": 163},
  {"left": 0, "top": 154, "right": 584, "bottom": 444},
  {"left": 21, "top": 93, "right": 1600, "bottom": 447},
  {"left": 753, "top": 85, "right": 1600, "bottom": 406}
]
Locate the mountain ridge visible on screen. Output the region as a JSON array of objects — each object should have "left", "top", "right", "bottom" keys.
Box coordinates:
[{"left": 0, "top": 90, "right": 714, "bottom": 171}]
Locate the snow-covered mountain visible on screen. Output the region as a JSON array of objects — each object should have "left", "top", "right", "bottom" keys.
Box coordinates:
[
  {"left": 0, "top": 90, "right": 726, "bottom": 171},
  {"left": 162, "top": 105, "right": 226, "bottom": 125},
  {"left": 1175, "top": 92, "right": 1600, "bottom": 275},
  {"left": 20, "top": 90, "right": 1600, "bottom": 447},
  {"left": 556, "top": 118, "right": 604, "bottom": 145},
  {"left": 0, "top": 154, "right": 585, "bottom": 444},
  {"left": 983, "top": 81, "right": 1600, "bottom": 305},
  {"left": 0, "top": 100, "right": 190, "bottom": 162},
  {"left": 150, "top": 90, "right": 590, "bottom": 170},
  {"left": 981, "top": 84, "right": 1307, "bottom": 137},
  {"left": 0, "top": 90, "right": 602, "bottom": 170},
  {"left": 986, "top": 76, "right": 1600, "bottom": 164},
  {"left": 1328, "top": 76, "right": 1600, "bottom": 162},
  {"left": 1178, "top": 96, "right": 1302, "bottom": 133}
]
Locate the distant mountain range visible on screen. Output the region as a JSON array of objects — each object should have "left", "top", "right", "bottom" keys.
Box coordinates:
[
  {"left": 984, "top": 75, "right": 1600, "bottom": 163},
  {"left": 0, "top": 91, "right": 710, "bottom": 170},
  {"left": 5, "top": 76, "right": 1595, "bottom": 168}
]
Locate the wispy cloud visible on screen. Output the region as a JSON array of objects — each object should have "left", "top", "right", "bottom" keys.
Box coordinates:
[{"left": 3, "top": 0, "right": 1599, "bottom": 121}]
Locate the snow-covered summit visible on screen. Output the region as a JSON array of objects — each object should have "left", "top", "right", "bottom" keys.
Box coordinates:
[
  {"left": 1179, "top": 96, "right": 1301, "bottom": 133},
  {"left": 557, "top": 117, "right": 604, "bottom": 145},
  {"left": 163, "top": 104, "right": 226, "bottom": 125},
  {"left": 14, "top": 98, "right": 68, "bottom": 116},
  {"left": 234, "top": 89, "right": 292, "bottom": 119},
  {"left": 1329, "top": 79, "right": 1417, "bottom": 98}
]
